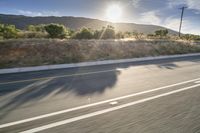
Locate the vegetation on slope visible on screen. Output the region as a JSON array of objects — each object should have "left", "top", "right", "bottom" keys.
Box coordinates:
[
  {"left": 0, "top": 39, "right": 200, "bottom": 68},
  {"left": 0, "top": 22, "right": 200, "bottom": 69},
  {"left": 1, "top": 23, "right": 200, "bottom": 40}
]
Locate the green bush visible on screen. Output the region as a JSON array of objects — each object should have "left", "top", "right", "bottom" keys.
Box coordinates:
[
  {"left": 68, "top": 29, "right": 75, "bottom": 37},
  {"left": 73, "top": 27, "right": 93, "bottom": 39},
  {"left": 27, "top": 24, "right": 46, "bottom": 32},
  {"left": 155, "top": 29, "right": 168, "bottom": 37},
  {"left": 93, "top": 25, "right": 116, "bottom": 39},
  {"left": 0, "top": 24, "right": 19, "bottom": 39},
  {"left": 44, "top": 24, "right": 68, "bottom": 38}
]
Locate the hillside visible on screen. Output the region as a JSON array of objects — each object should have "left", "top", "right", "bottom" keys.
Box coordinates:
[{"left": 0, "top": 14, "right": 178, "bottom": 34}]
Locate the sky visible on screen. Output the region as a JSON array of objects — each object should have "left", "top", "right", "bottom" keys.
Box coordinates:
[{"left": 0, "top": 0, "right": 200, "bottom": 35}]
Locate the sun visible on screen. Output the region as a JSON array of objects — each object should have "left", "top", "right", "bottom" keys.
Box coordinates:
[{"left": 106, "top": 4, "right": 122, "bottom": 22}]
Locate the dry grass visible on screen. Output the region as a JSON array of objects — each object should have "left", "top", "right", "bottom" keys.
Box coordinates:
[{"left": 0, "top": 39, "right": 200, "bottom": 68}]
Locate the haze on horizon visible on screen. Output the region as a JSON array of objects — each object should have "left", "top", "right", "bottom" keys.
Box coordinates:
[{"left": 0, "top": 0, "right": 200, "bottom": 35}]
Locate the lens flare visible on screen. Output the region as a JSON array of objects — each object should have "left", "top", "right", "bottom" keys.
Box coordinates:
[{"left": 106, "top": 4, "right": 122, "bottom": 22}]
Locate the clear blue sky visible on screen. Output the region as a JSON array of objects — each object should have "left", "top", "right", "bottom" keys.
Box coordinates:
[{"left": 0, "top": 0, "right": 199, "bottom": 34}]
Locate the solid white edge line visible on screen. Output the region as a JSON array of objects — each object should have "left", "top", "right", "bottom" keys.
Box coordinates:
[
  {"left": 194, "top": 81, "right": 200, "bottom": 83},
  {"left": 20, "top": 84, "right": 200, "bottom": 133},
  {"left": 0, "top": 77, "right": 200, "bottom": 129}
]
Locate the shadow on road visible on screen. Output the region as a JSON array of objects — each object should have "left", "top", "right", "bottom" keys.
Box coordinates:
[
  {"left": 0, "top": 68, "right": 121, "bottom": 119},
  {"left": 157, "top": 63, "right": 179, "bottom": 69},
  {"left": 0, "top": 56, "right": 199, "bottom": 119}
]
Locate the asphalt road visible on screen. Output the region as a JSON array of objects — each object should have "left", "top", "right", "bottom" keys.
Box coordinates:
[{"left": 0, "top": 55, "right": 200, "bottom": 133}]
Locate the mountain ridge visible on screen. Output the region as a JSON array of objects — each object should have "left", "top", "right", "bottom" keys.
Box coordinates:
[{"left": 0, "top": 14, "right": 178, "bottom": 34}]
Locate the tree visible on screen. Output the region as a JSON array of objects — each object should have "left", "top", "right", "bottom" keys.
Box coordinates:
[
  {"left": 44, "top": 24, "right": 68, "bottom": 38},
  {"left": 73, "top": 27, "right": 93, "bottom": 39}
]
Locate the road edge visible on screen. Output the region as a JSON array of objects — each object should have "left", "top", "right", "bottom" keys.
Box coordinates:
[{"left": 0, "top": 53, "right": 200, "bottom": 74}]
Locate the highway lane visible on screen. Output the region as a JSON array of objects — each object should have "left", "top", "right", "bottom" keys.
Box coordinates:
[
  {"left": 1, "top": 78, "right": 200, "bottom": 132},
  {"left": 41, "top": 83, "right": 200, "bottom": 133},
  {"left": 0, "top": 55, "right": 200, "bottom": 132}
]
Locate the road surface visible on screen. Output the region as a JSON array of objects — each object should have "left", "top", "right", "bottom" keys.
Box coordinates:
[{"left": 0, "top": 55, "right": 200, "bottom": 133}]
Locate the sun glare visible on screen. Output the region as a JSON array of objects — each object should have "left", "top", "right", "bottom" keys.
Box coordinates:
[{"left": 106, "top": 4, "right": 122, "bottom": 22}]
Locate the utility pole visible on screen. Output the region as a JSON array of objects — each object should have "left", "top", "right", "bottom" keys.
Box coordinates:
[{"left": 178, "top": 6, "right": 187, "bottom": 37}]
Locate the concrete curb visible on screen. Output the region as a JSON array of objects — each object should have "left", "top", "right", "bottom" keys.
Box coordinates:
[{"left": 0, "top": 53, "right": 200, "bottom": 74}]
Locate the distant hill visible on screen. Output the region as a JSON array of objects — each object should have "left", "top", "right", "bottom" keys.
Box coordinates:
[{"left": 0, "top": 14, "right": 178, "bottom": 35}]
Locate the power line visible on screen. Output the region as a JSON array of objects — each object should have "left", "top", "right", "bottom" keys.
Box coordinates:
[{"left": 178, "top": 6, "right": 187, "bottom": 37}]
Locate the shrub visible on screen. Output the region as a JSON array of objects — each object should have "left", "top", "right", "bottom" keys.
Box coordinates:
[
  {"left": 133, "top": 32, "right": 144, "bottom": 39},
  {"left": 68, "top": 29, "right": 75, "bottom": 37},
  {"left": 124, "top": 32, "right": 132, "bottom": 37},
  {"left": 93, "top": 25, "right": 116, "bottom": 39},
  {"left": 44, "top": 23, "right": 68, "bottom": 38},
  {"left": 0, "top": 24, "right": 19, "bottom": 39},
  {"left": 181, "top": 34, "right": 200, "bottom": 41},
  {"left": 155, "top": 29, "right": 168, "bottom": 37},
  {"left": 93, "top": 30, "right": 102, "bottom": 39},
  {"left": 18, "top": 31, "right": 47, "bottom": 38},
  {"left": 73, "top": 27, "right": 93, "bottom": 39},
  {"left": 27, "top": 24, "right": 46, "bottom": 32},
  {"left": 101, "top": 25, "right": 115, "bottom": 39},
  {"left": 115, "top": 31, "right": 124, "bottom": 39}
]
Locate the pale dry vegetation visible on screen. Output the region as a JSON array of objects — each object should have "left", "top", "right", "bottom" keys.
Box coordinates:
[{"left": 0, "top": 39, "right": 200, "bottom": 68}]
